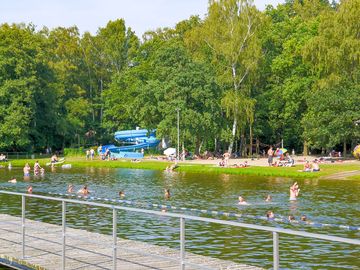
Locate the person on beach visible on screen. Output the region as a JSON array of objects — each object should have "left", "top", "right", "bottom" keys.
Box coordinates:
[
  {"left": 23, "top": 163, "right": 31, "bottom": 176},
  {"left": 267, "top": 146, "right": 274, "bottom": 166},
  {"left": 90, "top": 148, "right": 95, "bottom": 160},
  {"left": 303, "top": 161, "right": 311, "bottom": 172},
  {"left": 223, "top": 152, "right": 230, "bottom": 167},
  {"left": 312, "top": 160, "right": 320, "bottom": 172},
  {"left": 290, "top": 182, "right": 300, "bottom": 200}
]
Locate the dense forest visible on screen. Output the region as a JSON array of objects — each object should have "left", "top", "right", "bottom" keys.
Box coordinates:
[{"left": 0, "top": 0, "right": 359, "bottom": 156}]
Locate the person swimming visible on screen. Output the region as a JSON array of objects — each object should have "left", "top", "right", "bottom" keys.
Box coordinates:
[
  {"left": 67, "top": 184, "right": 74, "bottom": 193},
  {"left": 238, "top": 196, "right": 249, "bottom": 205},
  {"left": 266, "top": 210, "right": 275, "bottom": 219},
  {"left": 119, "top": 191, "right": 125, "bottom": 198},
  {"left": 265, "top": 194, "right": 272, "bottom": 202},
  {"left": 8, "top": 178, "right": 16, "bottom": 183},
  {"left": 78, "top": 185, "right": 89, "bottom": 195},
  {"left": 40, "top": 167, "right": 45, "bottom": 175},
  {"left": 289, "top": 182, "right": 300, "bottom": 201},
  {"left": 27, "top": 185, "right": 33, "bottom": 193},
  {"left": 288, "top": 215, "right": 296, "bottom": 222},
  {"left": 164, "top": 188, "right": 171, "bottom": 199}
]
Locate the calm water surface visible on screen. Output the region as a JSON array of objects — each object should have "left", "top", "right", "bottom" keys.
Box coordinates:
[{"left": 0, "top": 167, "right": 359, "bottom": 269}]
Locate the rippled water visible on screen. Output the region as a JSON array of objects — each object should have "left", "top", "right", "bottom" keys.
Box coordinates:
[{"left": 0, "top": 167, "right": 359, "bottom": 269}]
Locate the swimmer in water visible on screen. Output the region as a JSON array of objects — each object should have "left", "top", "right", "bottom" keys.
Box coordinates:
[
  {"left": 265, "top": 194, "right": 272, "bottom": 202},
  {"left": 119, "top": 191, "right": 125, "bottom": 198},
  {"left": 289, "top": 182, "right": 300, "bottom": 201},
  {"left": 238, "top": 196, "right": 248, "bottom": 205},
  {"left": 266, "top": 210, "right": 274, "bottom": 219},
  {"left": 8, "top": 178, "right": 17, "bottom": 183},
  {"left": 300, "top": 215, "right": 307, "bottom": 222},
  {"left": 23, "top": 163, "right": 31, "bottom": 177},
  {"left": 164, "top": 188, "right": 171, "bottom": 199},
  {"left": 27, "top": 185, "right": 33, "bottom": 193},
  {"left": 40, "top": 167, "right": 45, "bottom": 175},
  {"left": 67, "top": 184, "right": 74, "bottom": 193},
  {"left": 78, "top": 185, "right": 89, "bottom": 195},
  {"left": 288, "top": 215, "right": 296, "bottom": 222}
]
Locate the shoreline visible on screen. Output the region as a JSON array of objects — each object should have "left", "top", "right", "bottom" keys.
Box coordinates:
[{"left": 6, "top": 156, "right": 360, "bottom": 180}]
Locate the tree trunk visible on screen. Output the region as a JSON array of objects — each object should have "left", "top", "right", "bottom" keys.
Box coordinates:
[
  {"left": 343, "top": 140, "right": 347, "bottom": 157},
  {"left": 249, "top": 124, "right": 253, "bottom": 156},
  {"left": 228, "top": 117, "right": 237, "bottom": 155},
  {"left": 303, "top": 141, "right": 308, "bottom": 156},
  {"left": 195, "top": 138, "right": 201, "bottom": 156}
]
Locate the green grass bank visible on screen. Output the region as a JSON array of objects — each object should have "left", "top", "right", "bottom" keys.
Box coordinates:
[{"left": 6, "top": 157, "right": 360, "bottom": 179}]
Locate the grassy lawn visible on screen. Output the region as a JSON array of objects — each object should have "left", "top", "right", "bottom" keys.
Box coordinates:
[{"left": 7, "top": 157, "right": 360, "bottom": 179}]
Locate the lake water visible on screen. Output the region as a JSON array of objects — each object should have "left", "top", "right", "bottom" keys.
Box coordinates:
[{"left": 0, "top": 167, "right": 359, "bottom": 269}]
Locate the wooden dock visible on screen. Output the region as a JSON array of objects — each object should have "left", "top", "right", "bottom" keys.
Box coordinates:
[{"left": 0, "top": 214, "right": 262, "bottom": 270}]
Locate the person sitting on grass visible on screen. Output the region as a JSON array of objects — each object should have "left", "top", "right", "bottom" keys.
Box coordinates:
[
  {"left": 312, "top": 160, "right": 320, "bottom": 172},
  {"left": 303, "top": 161, "right": 311, "bottom": 172}
]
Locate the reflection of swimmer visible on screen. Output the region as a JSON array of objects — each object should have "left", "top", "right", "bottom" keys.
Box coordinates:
[
  {"left": 67, "top": 184, "right": 74, "bottom": 193},
  {"left": 78, "top": 185, "right": 89, "bottom": 195},
  {"left": 164, "top": 189, "right": 171, "bottom": 199},
  {"left": 238, "top": 196, "right": 249, "bottom": 205},
  {"left": 8, "top": 162, "right": 12, "bottom": 169},
  {"left": 27, "top": 185, "right": 33, "bottom": 193},
  {"left": 119, "top": 191, "right": 125, "bottom": 198},
  {"left": 8, "top": 178, "right": 17, "bottom": 183},
  {"left": 265, "top": 194, "right": 272, "bottom": 202},
  {"left": 290, "top": 182, "right": 300, "bottom": 201}
]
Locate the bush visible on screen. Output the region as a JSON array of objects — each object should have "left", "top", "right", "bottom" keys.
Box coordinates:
[{"left": 64, "top": 147, "right": 84, "bottom": 157}]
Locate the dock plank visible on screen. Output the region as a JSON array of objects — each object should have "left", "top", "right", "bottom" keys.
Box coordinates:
[{"left": 0, "top": 214, "right": 263, "bottom": 270}]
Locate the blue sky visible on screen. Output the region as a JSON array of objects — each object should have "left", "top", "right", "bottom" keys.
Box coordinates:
[{"left": 0, "top": 0, "right": 284, "bottom": 37}]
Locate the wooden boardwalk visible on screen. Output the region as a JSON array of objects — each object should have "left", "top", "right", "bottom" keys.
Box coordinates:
[{"left": 0, "top": 214, "right": 262, "bottom": 270}]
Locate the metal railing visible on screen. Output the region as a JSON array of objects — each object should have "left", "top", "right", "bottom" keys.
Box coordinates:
[{"left": 0, "top": 190, "right": 359, "bottom": 270}]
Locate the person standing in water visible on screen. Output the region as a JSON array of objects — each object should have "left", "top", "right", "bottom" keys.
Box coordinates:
[
  {"left": 164, "top": 189, "right": 171, "bottom": 199},
  {"left": 290, "top": 182, "right": 300, "bottom": 200}
]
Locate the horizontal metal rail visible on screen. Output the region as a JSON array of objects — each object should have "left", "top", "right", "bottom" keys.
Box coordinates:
[{"left": 0, "top": 190, "right": 359, "bottom": 270}]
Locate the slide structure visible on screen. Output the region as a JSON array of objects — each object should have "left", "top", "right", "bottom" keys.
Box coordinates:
[{"left": 99, "top": 129, "right": 160, "bottom": 159}]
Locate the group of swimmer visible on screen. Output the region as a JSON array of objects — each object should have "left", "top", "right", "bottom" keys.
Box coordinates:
[
  {"left": 23, "top": 161, "right": 45, "bottom": 177},
  {"left": 239, "top": 181, "right": 302, "bottom": 220}
]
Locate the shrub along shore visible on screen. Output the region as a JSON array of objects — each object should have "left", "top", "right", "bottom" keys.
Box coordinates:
[{"left": 7, "top": 157, "right": 360, "bottom": 180}]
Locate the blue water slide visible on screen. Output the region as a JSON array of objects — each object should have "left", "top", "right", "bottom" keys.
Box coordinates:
[{"left": 100, "top": 129, "right": 160, "bottom": 159}]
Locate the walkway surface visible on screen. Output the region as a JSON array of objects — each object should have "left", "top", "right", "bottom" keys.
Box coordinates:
[
  {"left": 320, "top": 170, "right": 360, "bottom": 180},
  {"left": 0, "top": 214, "right": 263, "bottom": 270}
]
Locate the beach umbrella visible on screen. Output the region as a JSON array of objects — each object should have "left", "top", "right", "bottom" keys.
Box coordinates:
[
  {"left": 275, "top": 148, "right": 287, "bottom": 156},
  {"left": 164, "top": 148, "right": 176, "bottom": 156},
  {"left": 354, "top": 145, "right": 360, "bottom": 159}
]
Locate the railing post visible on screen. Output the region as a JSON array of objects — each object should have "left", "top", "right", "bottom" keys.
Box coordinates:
[
  {"left": 21, "top": 195, "right": 25, "bottom": 259},
  {"left": 62, "top": 201, "right": 66, "bottom": 270},
  {"left": 180, "top": 217, "right": 185, "bottom": 270},
  {"left": 113, "top": 208, "right": 117, "bottom": 270},
  {"left": 273, "top": 232, "right": 279, "bottom": 270}
]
